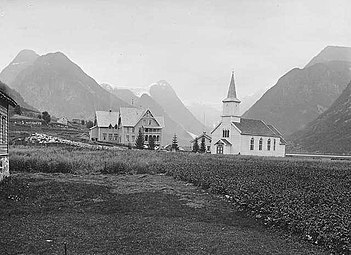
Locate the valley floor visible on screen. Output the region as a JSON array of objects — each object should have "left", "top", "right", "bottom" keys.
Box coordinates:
[{"left": 0, "top": 173, "right": 326, "bottom": 255}]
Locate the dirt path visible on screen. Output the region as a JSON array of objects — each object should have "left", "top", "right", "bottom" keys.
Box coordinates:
[{"left": 2, "top": 172, "right": 327, "bottom": 255}]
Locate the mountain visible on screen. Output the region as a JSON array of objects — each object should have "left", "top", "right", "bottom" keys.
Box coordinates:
[
  {"left": 0, "top": 49, "right": 39, "bottom": 85},
  {"left": 241, "top": 88, "right": 268, "bottom": 115},
  {"left": 101, "top": 83, "right": 139, "bottom": 106},
  {"left": 290, "top": 81, "right": 351, "bottom": 154},
  {"left": 149, "top": 80, "right": 209, "bottom": 135},
  {"left": 138, "top": 94, "right": 193, "bottom": 146},
  {"left": 0, "top": 81, "right": 37, "bottom": 111},
  {"left": 8, "top": 52, "right": 130, "bottom": 119},
  {"left": 244, "top": 46, "right": 351, "bottom": 136},
  {"left": 186, "top": 103, "right": 221, "bottom": 128},
  {"left": 305, "top": 46, "right": 351, "bottom": 68}
]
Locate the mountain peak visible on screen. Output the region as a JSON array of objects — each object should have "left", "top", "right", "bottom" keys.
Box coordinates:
[
  {"left": 12, "top": 49, "right": 39, "bottom": 63},
  {"left": 305, "top": 45, "right": 351, "bottom": 68}
]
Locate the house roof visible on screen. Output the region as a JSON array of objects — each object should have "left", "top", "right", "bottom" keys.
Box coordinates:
[
  {"left": 120, "top": 107, "right": 163, "bottom": 127},
  {"left": 232, "top": 118, "right": 280, "bottom": 137},
  {"left": 0, "top": 90, "right": 17, "bottom": 107},
  {"left": 190, "top": 132, "right": 212, "bottom": 143},
  {"left": 120, "top": 107, "right": 145, "bottom": 126},
  {"left": 155, "top": 116, "right": 165, "bottom": 128},
  {"left": 96, "top": 111, "right": 119, "bottom": 127}
]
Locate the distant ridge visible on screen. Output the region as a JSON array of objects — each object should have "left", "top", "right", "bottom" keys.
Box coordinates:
[
  {"left": 244, "top": 46, "right": 351, "bottom": 136},
  {"left": 305, "top": 46, "right": 351, "bottom": 68},
  {"left": 6, "top": 51, "right": 130, "bottom": 119},
  {"left": 290, "top": 80, "right": 351, "bottom": 154}
]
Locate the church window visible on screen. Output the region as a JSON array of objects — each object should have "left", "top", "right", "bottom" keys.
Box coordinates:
[
  {"left": 103, "top": 133, "right": 107, "bottom": 140},
  {"left": 126, "top": 135, "right": 129, "bottom": 142},
  {"left": 156, "top": 135, "right": 160, "bottom": 141},
  {"left": 259, "top": 138, "right": 263, "bottom": 150},
  {"left": 108, "top": 134, "right": 113, "bottom": 140},
  {"left": 267, "top": 139, "right": 271, "bottom": 151},
  {"left": 273, "top": 139, "right": 276, "bottom": 151},
  {"left": 145, "top": 135, "right": 148, "bottom": 141},
  {"left": 250, "top": 138, "right": 254, "bottom": 150},
  {"left": 217, "top": 145, "right": 223, "bottom": 154},
  {"left": 222, "top": 129, "right": 229, "bottom": 138}
]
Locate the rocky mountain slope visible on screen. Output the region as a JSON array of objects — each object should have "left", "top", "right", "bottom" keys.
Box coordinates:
[
  {"left": 0, "top": 49, "right": 39, "bottom": 85},
  {"left": 290, "top": 81, "right": 351, "bottom": 154},
  {"left": 149, "top": 80, "right": 209, "bottom": 135},
  {"left": 0, "top": 81, "right": 36, "bottom": 111},
  {"left": 244, "top": 46, "right": 351, "bottom": 136},
  {"left": 7, "top": 52, "right": 130, "bottom": 119},
  {"left": 305, "top": 46, "right": 351, "bottom": 68}
]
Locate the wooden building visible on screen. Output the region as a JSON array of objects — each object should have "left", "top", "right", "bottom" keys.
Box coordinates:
[{"left": 0, "top": 90, "right": 17, "bottom": 181}]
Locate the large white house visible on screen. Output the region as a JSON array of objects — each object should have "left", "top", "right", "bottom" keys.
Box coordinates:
[
  {"left": 89, "top": 107, "right": 164, "bottom": 146},
  {"left": 211, "top": 72, "right": 286, "bottom": 157}
]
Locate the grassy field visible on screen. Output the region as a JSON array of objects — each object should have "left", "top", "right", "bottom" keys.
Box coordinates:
[
  {"left": 6, "top": 145, "right": 351, "bottom": 254},
  {"left": 0, "top": 173, "right": 327, "bottom": 255}
]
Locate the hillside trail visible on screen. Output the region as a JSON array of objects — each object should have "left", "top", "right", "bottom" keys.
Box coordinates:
[{"left": 14, "top": 172, "right": 327, "bottom": 255}]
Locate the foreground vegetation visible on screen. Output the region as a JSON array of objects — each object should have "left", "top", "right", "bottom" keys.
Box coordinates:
[{"left": 9, "top": 146, "right": 351, "bottom": 254}]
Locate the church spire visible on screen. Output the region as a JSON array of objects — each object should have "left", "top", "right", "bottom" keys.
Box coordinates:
[
  {"left": 223, "top": 71, "right": 240, "bottom": 103},
  {"left": 227, "top": 71, "right": 237, "bottom": 98}
]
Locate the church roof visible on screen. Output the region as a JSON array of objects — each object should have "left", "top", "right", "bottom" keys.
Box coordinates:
[
  {"left": 223, "top": 71, "right": 241, "bottom": 103},
  {"left": 267, "top": 124, "right": 287, "bottom": 145},
  {"left": 232, "top": 118, "right": 280, "bottom": 137},
  {"left": 214, "top": 138, "right": 232, "bottom": 146},
  {"left": 95, "top": 111, "right": 119, "bottom": 127}
]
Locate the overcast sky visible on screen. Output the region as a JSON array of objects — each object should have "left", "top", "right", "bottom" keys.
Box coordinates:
[{"left": 0, "top": 0, "right": 350, "bottom": 105}]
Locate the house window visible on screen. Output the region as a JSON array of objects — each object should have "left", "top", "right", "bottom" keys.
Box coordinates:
[
  {"left": 103, "top": 133, "right": 107, "bottom": 140},
  {"left": 149, "top": 120, "right": 152, "bottom": 125},
  {"left": 267, "top": 139, "right": 271, "bottom": 151},
  {"left": 114, "top": 134, "right": 118, "bottom": 141},
  {"left": 216, "top": 145, "right": 223, "bottom": 154},
  {"left": 250, "top": 138, "right": 254, "bottom": 150},
  {"left": 145, "top": 135, "right": 148, "bottom": 141},
  {"left": 259, "top": 138, "right": 263, "bottom": 150},
  {"left": 156, "top": 135, "right": 159, "bottom": 142},
  {"left": 207, "top": 145, "right": 210, "bottom": 151},
  {"left": 108, "top": 134, "right": 113, "bottom": 140},
  {"left": 273, "top": 139, "right": 276, "bottom": 151},
  {"left": 126, "top": 135, "right": 129, "bottom": 142},
  {"left": 132, "top": 135, "right": 135, "bottom": 142},
  {"left": 222, "top": 129, "right": 229, "bottom": 138}
]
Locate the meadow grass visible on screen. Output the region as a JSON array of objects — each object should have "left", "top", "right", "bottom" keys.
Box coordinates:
[{"left": 8, "top": 145, "right": 351, "bottom": 253}]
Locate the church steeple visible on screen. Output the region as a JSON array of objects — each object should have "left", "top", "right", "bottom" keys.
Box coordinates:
[
  {"left": 223, "top": 71, "right": 241, "bottom": 103},
  {"left": 222, "top": 71, "right": 241, "bottom": 123}
]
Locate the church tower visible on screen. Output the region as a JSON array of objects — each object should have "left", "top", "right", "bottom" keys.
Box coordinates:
[{"left": 222, "top": 71, "right": 241, "bottom": 123}]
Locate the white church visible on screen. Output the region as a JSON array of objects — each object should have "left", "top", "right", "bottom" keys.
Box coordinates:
[{"left": 210, "top": 72, "right": 286, "bottom": 157}]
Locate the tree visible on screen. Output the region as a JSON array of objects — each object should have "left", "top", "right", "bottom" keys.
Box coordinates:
[
  {"left": 171, "top": 134, "right": 179, "bottom": 151},
  {"left": 135, "top": 128, "right": 144, "bottom": 149},
  {"left": 14, "top": 105, "right": 22, "bottom": 115},
  {"left": 200, "top": 137, "right": 206, "bottom": 153},
  {"left": 81, "top": 120, "right": 85, "bottom": 125},
  {"left": 86, "top": 120, "right": 94, "bottom": 129},
  {"left": 41, "top": 111, "right": 51, "bottom": 124},
  {"left": 192, "top": 138, "right": 199, "bottom": 153},
  {"left": 148, "top": 136, "right": 156, "bottom": 150}
]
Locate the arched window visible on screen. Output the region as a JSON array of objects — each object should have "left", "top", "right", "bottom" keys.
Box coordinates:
[
  {"left": 267, "top": 139, "right": 271, "bottom": 151},
  {"left": 250, "top": 138, "right": 254, "bottom": 150},
  {"left": 259, "top": 138, "right": 263, "bottom": 150},
  {"left": 145, "top": 135, "right": 148, "bottom": 141},
  {"left": 156, "top": 135, "right": 159, "bottom": 141},
  {"left": 273, "top": 139, "right": 276, "bottom": 151}
]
